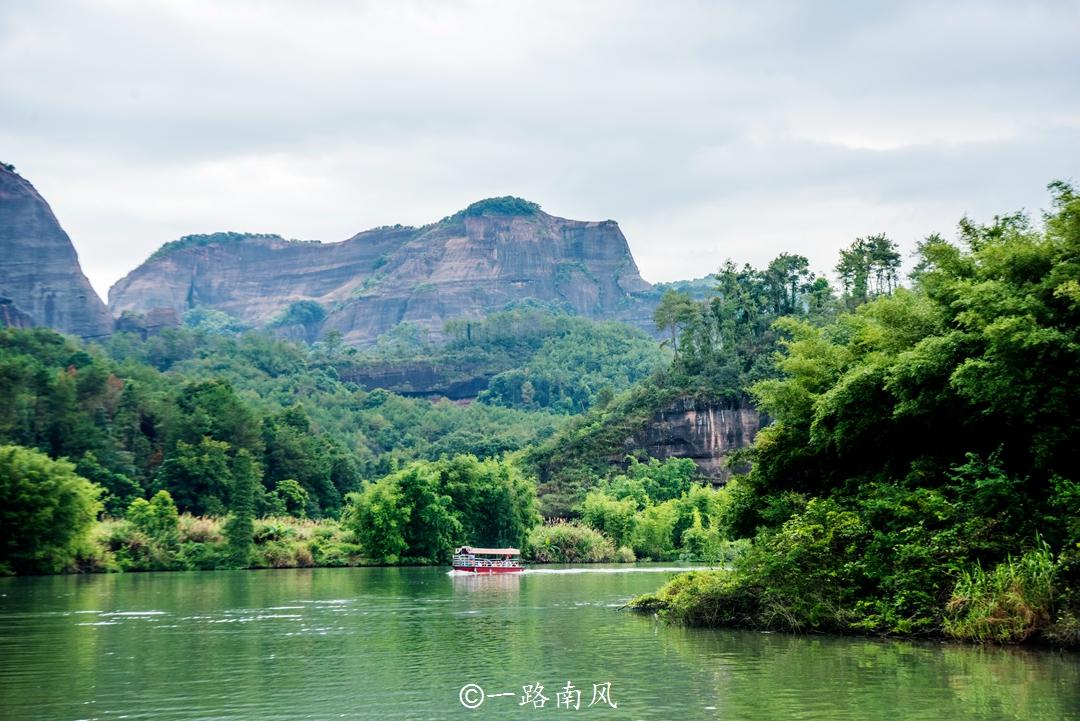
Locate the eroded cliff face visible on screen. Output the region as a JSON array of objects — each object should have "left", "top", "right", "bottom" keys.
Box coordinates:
[
  {"left": 338, "top": 359, "right": 493, "bottom": 400},
  {"left": 0, "top": 166, "right": 113, "bottom": 338},
  {"left": 108, "top": 199, "right": 657, "bottom": 345},
  {"left": 626, "top": 396, "right": 763, "bottom": 481}
]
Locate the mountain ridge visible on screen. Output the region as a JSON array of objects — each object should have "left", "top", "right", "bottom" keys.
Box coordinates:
[
  {"left": 0, "top": 164, "right": 113, "bottom": 339},
  {"left": 109, "top": 196, "right": 658, "bottom": 345}
]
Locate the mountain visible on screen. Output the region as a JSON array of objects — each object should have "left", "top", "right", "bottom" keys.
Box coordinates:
[
  {"left": 0, "top": 164, "right": 113, "bottom": 339},
  {"left": 108, "top": 197, "right": 658, "bottom": 345}
]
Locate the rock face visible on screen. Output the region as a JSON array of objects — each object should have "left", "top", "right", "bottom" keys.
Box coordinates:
[
  {"left": 109, "top": 198, "right": 657, "bottom": 345},
  {"left": 0, "top": 165, "right": 113, "bottom": 339},
  {"left": 113, "top": 307, "right": 181, "bottom": 339},
  {"left": 339, "top": 359, "right": 494, "bottom": 400},
  {"left": 0, "top": 296, "right": 35, "bottom": 329},
  {"left": 626, "top": 396, "right": 763, "bottom": 481}
]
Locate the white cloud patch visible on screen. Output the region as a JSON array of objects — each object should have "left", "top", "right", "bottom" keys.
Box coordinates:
[{"left": 2, "top": 0, "right": 1077, "bottom": 297}]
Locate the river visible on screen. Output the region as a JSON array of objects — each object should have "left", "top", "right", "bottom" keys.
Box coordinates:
[{"left": 0, "top": 565, "right": 1077, "bottom": 721}]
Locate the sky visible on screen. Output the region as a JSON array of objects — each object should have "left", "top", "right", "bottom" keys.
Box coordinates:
[{"left": 2, "top": 0, "right": 1078, "bottom": 299}]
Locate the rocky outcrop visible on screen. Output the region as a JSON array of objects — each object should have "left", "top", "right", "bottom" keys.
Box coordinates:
[
  {"left": 0, "top": 296, "right": 35, "bottom": 329},
  {"left": 109, "top": 198, "right": 658, "bottom": 346},
  {"left": 113, "top": 308, "right": 181, "bottom": 339},
  {"left": 339, "top": 359, "right": 494, "bottom": 400},
  {"left": 0, "top": 165, "right": 113, "bottom": 339},
  {"left": 625, "top": 396, "right": 763, "bottom": 481}
]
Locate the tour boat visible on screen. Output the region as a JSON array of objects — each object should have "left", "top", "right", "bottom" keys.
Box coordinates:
[{"left": 451, "top": 546, "right": 524, "bottom": 574}]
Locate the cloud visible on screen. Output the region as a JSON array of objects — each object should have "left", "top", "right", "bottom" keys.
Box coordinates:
[{"left": 2, "top": 0, "right": 1077, "bottom": 297}]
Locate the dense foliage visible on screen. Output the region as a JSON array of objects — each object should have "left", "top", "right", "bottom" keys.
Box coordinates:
[
  {"left": 576, "top": 458, "right": 746, "bottom": 563},
  {"left": 0, "top": 445, "right": 102, "bottom": 574},
  {"left": 342, "top": 455, "right": 539, "bottom": 564},
  {"left": 457, "top": 196, "right": 541, "bottom": 218},
  {"left": 93, "top": 500, "right": 362, "bottom": 572},
  {"left": 527, "top": 250, "right": 843, "bottom": 513},
  {"left": 348, "top": 304, "right": 667, "bottom": 414},
  {"left": 635, "top": 183, "right": 1080, "bottom": 646},
  {"left": 147, "top": 232, "right": 307, "bottom": 261},
  {"left": 0, "top": 325, "right": 562, "bottom": 524}
]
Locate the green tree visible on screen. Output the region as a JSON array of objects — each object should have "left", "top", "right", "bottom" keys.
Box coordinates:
[
  {"left": 632, "top": 501, "right": 679, "bottom": 561},
  {"left": 835, "top": 234, "right": 901, "bottom": 308},
  {"left": 581, "top": 491, "right": 638, "bottom": 548},
  {"left": 269, "top": 479, "right": 311, "bottom": 518},
  {"left": 225, "top": 449, "right": 258, "bottom": 567},
  {"left": 440, "top": 455, "right": 539, "bottom": 550},
  {"left": 653, "top": 289, "right": 695, "bottom": 359},
  {"left": 76, "top": 451, "right": 141, "bottom": 516},
  {"left": 156, "top": 437, "right": 234, "bottom": 515},
  {"left": 343, "top": 481, "right": 410, "bottom": 564},
  {"left": 0, "top": 445, "right": 102, "bottom": 574}
]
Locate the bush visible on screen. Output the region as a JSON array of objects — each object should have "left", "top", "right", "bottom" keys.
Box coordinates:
[
  {"left": 615, "top": 546, "right": 637, "bottom": 563},
  {"left": 630, "top": 570, "right": 761, "bottom": 627},
  {"left": 178, "top": 514, "right": 223, "bottom": 544},
  {"left": 253, "top": 519, "right": 299, "bottom": 544},
  {"left": 631, "top": 502, "right": 679, "bottom": 561},
  {"left": 525, "top": 521, "right": 615, "bottom": 563},
  {"left": 581, "top": 492, "right": 637, "bottom": 549},
  {"left": 177, "top": 540, "right": 231, "bottom": 570},
  {"left": 943, "top": 541, "right": 1056, "bottom": 643},
  {"left": 97, "top": 518, "right": 179, "bottom": 571},
  {"left": 0, "top": 445, "right": 103, "bottom": 574},
  {"left": 126, "top": 491, "right": 180, "bottom": 547},
  {"left": 253, "top": 540, "right": 301, "bottom": 568}
]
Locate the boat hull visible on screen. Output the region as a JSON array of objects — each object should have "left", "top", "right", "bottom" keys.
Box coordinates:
[{"left": 452, "top": 565, "right": 524, "bottom": 574}]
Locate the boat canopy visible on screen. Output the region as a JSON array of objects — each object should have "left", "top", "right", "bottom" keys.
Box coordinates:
[{"left": 456, "top": 546, "right": 520, "bottom": 556}]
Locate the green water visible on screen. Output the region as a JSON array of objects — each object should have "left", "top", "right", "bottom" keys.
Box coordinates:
[{"left": 0, "top": 566, "right": 1077, "bottom": 721}]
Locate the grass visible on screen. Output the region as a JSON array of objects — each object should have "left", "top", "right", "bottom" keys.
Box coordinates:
[
  {"left": 943, "top": 541, "right": 1056, "bottom": 643},
  {"left": 85, "top": 514, "right": 364, "bottom": 572},
  {"left": 525, "top": 520, "right": 616, "bottom": 563}
]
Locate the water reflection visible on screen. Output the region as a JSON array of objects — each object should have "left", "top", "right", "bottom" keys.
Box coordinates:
[
  {"left": 450, "top": 570, "right": 523, "bottom": 596},
  {"left": 0, "top": 567, "right": 1076, "bottom": 721}
]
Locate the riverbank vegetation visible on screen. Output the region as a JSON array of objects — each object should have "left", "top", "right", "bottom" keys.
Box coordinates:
[{"left": 633, "top": 182, "right": 1080, "bottom": 647}]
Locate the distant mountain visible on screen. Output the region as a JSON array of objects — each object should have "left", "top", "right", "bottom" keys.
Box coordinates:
[
  {"left": 0, "top": 164, "right": 113, "bottom": 339},
  {"left": 108, "top": 197, "right": 659, "bottom": 345}
]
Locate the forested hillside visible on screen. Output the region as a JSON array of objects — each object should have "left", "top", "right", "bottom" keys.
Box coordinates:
[
  {"left": 633, "top": 182, "right": 1080, "bottom": 647},
  {"left": 342, "top": 302, "right": 668, "bottom": 412}
]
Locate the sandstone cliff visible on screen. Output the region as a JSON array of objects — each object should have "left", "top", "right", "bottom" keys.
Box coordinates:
[
  {"left": 624, "top": 396, "right": 762, "bottom": 481},
  {"left": 109, "top": 198, "right": 657, "bottom": 345},
  {"left": 338, "top": 359, "right": 493, "bottom": 400},
  {"left": 0, "top": 165, "right": 113, "bottom": 338}
]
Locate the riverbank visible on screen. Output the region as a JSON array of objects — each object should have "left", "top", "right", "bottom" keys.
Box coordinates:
[
  {"left": 630, "top": 562, "right": 1080, "bottom": 650},
  {"left": 67, "top": 516, "right": 664, "bottom": 574},
  {"left": 80, "top": 515, "right": 365, "bottom": 572},
  {"left": 47, "top": 514, "right": 744, "bottom": 576}
]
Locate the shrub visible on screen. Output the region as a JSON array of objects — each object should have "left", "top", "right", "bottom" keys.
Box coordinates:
[
  {"left": 630, "top": 570, "right": 761, "bottom": 627},
  {"left": 0, "top": 445, "right": 103, "bottom": 574},
  {"left": 943, "top": 541, "right": 1056, "bottom": 643},
  {"left": 631, "top": 502, "right": 679, "bottom": 561},
  {"left": 253, "top": 519, "right": 299, "bottom": 544},
  {"left": 254, "top": 541, "right": 300, "bottom": 568},
  {"left": 581, "top": 492, "right": 637, "bottom": 548},
  {"left": 177, "top": 540, "right": 231, "bottom": 570},
  {"left": 98, "top": 519, "right": 179, "bottom": 571},
  {"left": 178, "top": 514, "right": 223, "bottom": 544},
  {"left": 525, "top": 521, "right": 615, "bottom": 563},
  {"left": 126, "top": 491, "right": 180, "bottom": 547}
]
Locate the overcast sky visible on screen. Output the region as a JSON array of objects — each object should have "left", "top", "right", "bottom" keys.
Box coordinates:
[{"left": 2, "top": 1, "right": 1078, "bottom": 298}]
